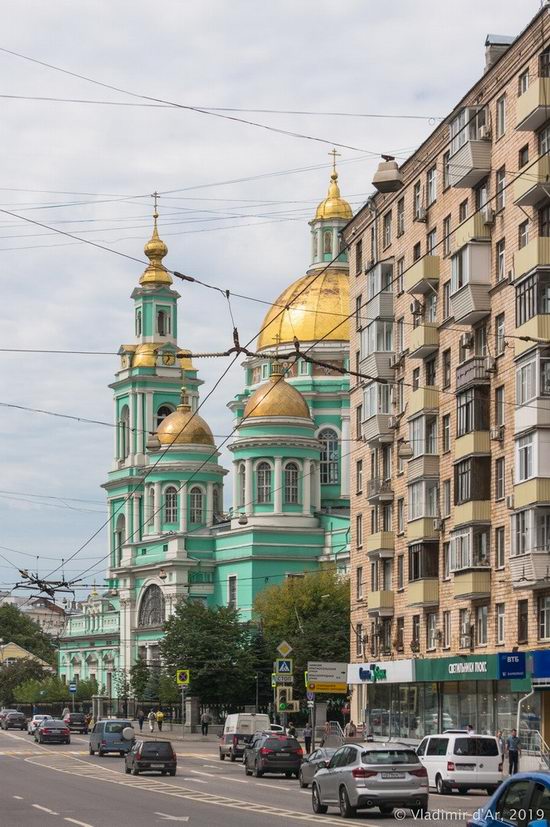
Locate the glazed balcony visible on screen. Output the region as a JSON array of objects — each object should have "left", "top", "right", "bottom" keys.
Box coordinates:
[
  {"left": 408, "top": 387, "right": 439, "bottom": 417},
  {"left": 514, "top": 156, "right": 550, "bottom": 208},
  {"left": 362, "top": 414, "right": 393, "bottom": 445},
  {"left": 409, "top": 324, "right": 439, "bottom": 359},
  {"left": 407, "top": 578, "right": 439, "bottom": 608},
  {"left": 514, "top": 237, "right": 550, "bottom": 282},
  {"left": 405, "top": 256, "right": 439, "bottom": 295},
  {"left": 450, "top": 284, "right": 491, "bottom": 325},
  {"left": 510, "top": 551, "right": 550, "bottom": 590},
  {"left": 455, "top": 356, "right": 492, "bottom": 392},
  {"left": 515, "top": 394, "right": 550, "bottom": 432},
  {"left": 407, "top": 454, "right": 440, "bottom": 481},
  {"left": 450, "top": 243, "right": 491, "bottom": 325},
  {"left": 454, "top": 213, "right": 492, "bottom": 250},
  {"left": 407, "top": 517, "right": 439, "bottom": 542},
  {"left": 453, "top": 570, "right": 491, "bottom": 599},
  {"left": 366, "top": 531, "right": 395, "bottom": 559},
  {"left": 454, "top": 431, "right": 491, "bottom": 460},
  {"left": 367, "top": 478, "right": 394, "bottom": 503},
  {"left": 448, "top": 139, "right": 492, "bottom": 189},
  {"left": 516, "top": 78, "right": 550, "bottom": 131},
  {"left": 367, "top": 590, "right": 394, "bottom": 617},
  {"left": 360, "top": 352, "right": 395, "bottom": 382}
]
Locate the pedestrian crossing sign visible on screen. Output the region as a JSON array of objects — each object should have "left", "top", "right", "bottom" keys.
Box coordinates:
[
  {"left": 275, "top": 658, "right": 293, "bottom": 675},
  {"left": 176, "top": 668, "right": 190, "bottom": 686}
]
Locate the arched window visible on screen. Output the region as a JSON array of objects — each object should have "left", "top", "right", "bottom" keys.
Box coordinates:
[
  {"left": 312, "top": 232, "right": 318, "bottom": 260},
  {"left": 190, "top": 486, "right": 204, "bottom": 523},
  {"left": 238, "top": 463, "right": 246, "bottom": 507},
  {"left": 319, "top": 428, "right": 339, "bottom": 484},
  {"left": 323, "top": 229, "right": 332, "bottom": 255},
  {"left": 156, "top": 405, "right": 174, "bottom": 428},
  {"left": 284, "top": 462, "right": 299, "bottom": 504},
  {"left": 135, "top": 309, "right": 142, "bottom": 336},
  {"left": 138, "top": 584, "right": 165, "bottom": 628},
  {"left": 119, "top": 406, "right": 130, "bottom": 459},
  {"left": 115, "top": 514, "right": 125, "bottom": 566},
  {"left": 213, "top": 486, "right": 220, "bottom": 518},
  {"left": 147, "top": 487, "right": 155, "bottom": 530},
  {"left": 257, "top": 462, "right": 272, "bottom": 504},
  {"left": 164, "top": 486, "right": 178, "bottom": 523},
  {"left": 157, "top": 310, "right": 168, "bottom": 336}
]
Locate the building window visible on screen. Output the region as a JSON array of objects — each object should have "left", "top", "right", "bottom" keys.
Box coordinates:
[
  {"left": 138, "top": 584, "right": 165, "bottom": 628},
  {"left": 284, "top": 462, "right": 299, "bottom": 504},
  {"left": 443, "top": 215, "right": 451, "bottom": 256},
  {"left": 298, "top": 359, "right": 309, "bottom": 376},
  {"left": 541, "top": 47, "right": 550, "bottom": 78},
  {"left": 157, "top": 309, "right": 170, "bottom": 336},
  {"left": 516, "top": 358, "right": 536, "bottom": 405},
  {"left": 257, "top": 462, "right": 272, "bottom": 503},
  {"left": 495, "top": 458, "right": 505, "bottom": 501},
  {"left": 442, "top": 414, "right": 451, "bottom": 452},
  {"left": 414, "top": 181, "right": 421, "bottom": 218},
  {"left": 496, "top": 95, "right": 506, "bottom": 139},
  {"left": 156, "top": 404, "right": 174, "bottom": 428},
  {"left": 413, "top": 242, "right": 421, "bottom": 262},
  {"left": 323, "top": 229, "right": 332, "bottom": 255},
  {"left": 383, "top": 211, "right": 392, "bottom": 248},
  {"left": 518, "top": 68, "right": 529, "bottom": 96},
  {"left": 539, "top": 596, "right": 550, "bottom": 641},
  {"left": 355, "top": 294, "right": 362, "bottom": 330},
  {"left": 516, "top": 433, "right": 534, "bottom": 482},
  {"left": 119, "top": 405, "right": 130, "bottom": 460},
  {"left": 496, "top": 167, "right": 506, "bottom": 211},
  {"left": 443, "top": 611, "right": 451, "bottom": 648},
  {"left": 356, "top": 459, "right": 363, "bottom": 494},
  {"left": 496, "top": 603, "right": 505, "bottom": 645},
  {"left": 411, "top": 615, "right": 420, "bottom": 648},
  {"left": 412, "top": 367, "right": 420, "bottom": 391},
  {"left": 459, "top": 199, "right": 469, "bottom": 222},
  {"left": 443, "top": 479, "right": 451, "bottom": 517},
  {"left": 355, "top": 404, "right": 363, "bottom": 440},
  {"left": 518, "top": 599, "right": 529, "bottom": 644},
  {"left": 495, "top": 526, "right": 505, "bottom": 569},
  {"left": 408, "top": 480, "right": 439, "bottom": 521},
  {"left": 457, "top": 387, "right": 489, "bottom": 436},
  {"left": 495, "top": 313, "right": 505, "bottom": 355},
  {"left": 164, "top": 486, "right": 178, "bottom": 523},
  {"left": 227, "top": 575, "right": 237, "bottom": 609},
  {"left": 443, "top": 151, "right": 450, "bottom": 190},
  {"left": 518, "top": 145, "right": 529, "bottom": 169},
  {"left": 476, "top": 605, "right": 488, "bottom": 646},
  {"left": 397, "top": 555, "right": 404, "bottom": 590},
  {"left": 355, "top": 239, "right": 362, "bottom": 275},
  {"left": 427, "top": 166, "right": 437, "bottom": 205},
  {"left": 319, "top": 429, "right": 339, "bottom": 484},
  {"left": 518, "top": 220, "right": 529, "bottom": 251},
  {"left": 455, "top": 459, "right": 471, "bottom": 503},
  {"left": 426, "top": 613, "right": 437, "bottom": 650},
  {"left": 397, "top": 498, "right": 404, "bottom": 534},
  {"left": 442, "top": 349, "right": 451, "bottom": 388},
  {"left": 135, "top": 309, "right": 142, "bottom": 336},
  {"left": 459, "top": 608, "right": 470, "bottom": 647},
  {"left": 409, "top": 543, "right": 439, "bottom": 581},
  {"left": 261, "top": 362, "right": 270, "bottom": 380},
  {"left": 189, "top": 486, "right": 204, "bottom": 523},
  {"left": 397, "top": 197, "right": 405, "bottom": 236},
  {"left": 442, "top": 281, "right": 451, "bottom": 320},
  {"left": 427, "top": 228, "right": 437, "bottom": 256},
  {"left": 356, "top": 622, "right": 364, "bottom": 658},
  {"left": 356, "top": 513, "right": 363, "bottom": 548},
  {"left": 396, "top": 257, "right": 404, "bottom": 293},
  {"left": 356, "top": 566, "right": 363, "bottom": 601},
  {"left": 424, "top": 358, "right": 436, "bottom": 388},
  {"left": 443, "top": 542, "right": 451, "bottom": 580},
  {"left": 495, "top": 386, "right": 505, "bottom": 428},
  {"left": 516, "top": 271, "right": 550, "bottom": 327},
  {"left": 396, "top": 317, "right": 404, "bottom": 354},
  {"left": 496, "top": 239, "right": 506, "bottom": 281}
]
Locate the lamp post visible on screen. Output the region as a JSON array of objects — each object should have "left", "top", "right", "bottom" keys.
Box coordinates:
[{"left": 255, "top": 673, "right": 259, "bottom": 713}]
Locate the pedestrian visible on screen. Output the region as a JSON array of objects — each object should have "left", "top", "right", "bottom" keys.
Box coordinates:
[
  {"left": 344, "top": 720, "right": 357, "bottom": 738},
  {"left": 200, "top": 711, "right": 212, "bottom": 736},
  {"left": 156, "top": 709, "right": 164, "bottom": 732},
  {"left": 303, "top": 723, "right": 312, "bottom": 755},
  {"left": 137, "top": 709, "right": 145, "bottom": 732},
  {"left": 320, "top": 720, "right": 331, "bottom": 747},
  {"left": 496, "top": 729, "right": 505, "bottom": 755},
  {"left": 287, "top": 722, "right": 296, "bottom": 738},
  {"left": 148, "top": 710, "right": 156, "bottom": 732},
  {"left": 466, "top": 724, "right": 476, "bottom": 736},
  {"left": 506, "top": 729, "right": 521, "bottom": 775}
]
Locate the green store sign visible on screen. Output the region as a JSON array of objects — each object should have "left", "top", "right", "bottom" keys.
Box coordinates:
[{"left": 416, "top": 655, "right": 498, "bottom": 682}]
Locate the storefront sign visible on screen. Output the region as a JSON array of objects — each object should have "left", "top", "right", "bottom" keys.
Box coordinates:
[
  {"left": 347, "top": 659, "right": 415, "bottom": 685},
  {"left": 416, "top": 655, "right": 499, "bottom": 682},
  {"left": 532, "top": 650, "right": 550, "bottom": 679},
  {"left": 498, "top": 652, "right": 526, "bottom": 680}
]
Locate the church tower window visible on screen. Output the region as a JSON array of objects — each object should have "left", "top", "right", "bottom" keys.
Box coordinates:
[
  {"left": 156, "top": 405, "right": 174, "bottom": 428},
  {"left": 164, "top": 486, "right": 178, "bottom": 523},
  {"left": 257, "top": 462, "right": 272, "bottom": 504},
  {"left": 120, "top": 406, "right": 130, "bottom": 459},
  {"left": 238, "top": 463, "right": 246, "bottom": 507},
  {"left": 115, "top": 514, "right": 125, "bottom": 566},
  {"left": 147, "top": 487, "right": 155, "bottom": 529},
  {"left": 284, "top": 463, "right": 299, "bottom": 504},
  {"left": 190, "top": 486, "right": 204, "bottom": 523},
  {"left": 323, "top": 229, "right": 332, "bottom": 255},
  {"left": 135, "top": 309, "right": 142, "bottom": 336},
  {"left": 319, "top": 428, "right": 339, "bottom": 484},
  {"left": 157, "top": 309, "right": 170, "bottom": 336},
  {"left": 213, "top": 486, "right": 220, "bottom": 517}
]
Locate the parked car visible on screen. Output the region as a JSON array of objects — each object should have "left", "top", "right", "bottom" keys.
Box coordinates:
[
  {"left": 466, "top": 772, "right": 550, "bottom": 827},
  {"left": 63, "top": 712, "right": 89, "bottom": 734},
  {"left": 0, "top": 709, "right": 18, "bottom": 723},
  {"left": 28, "top": 714, "right": 53, "bottom": 735},
  {"left": 89, "top": 719, "right": 134, "bottom": 756},
  {"left": 2, "top": 711, "right": 27, "bottom": 730},
  {"left": 243, "top": 732, "right": 302, "bottom": 778},
  {"left": 125, "top": 740, "right": 177, "bottom": 776},
  {"left": 34, "top": 719, "right": 70, "bottom": 744},
  {"left": 299, "top": 748, "right": 336, "bottom": 788},
  {"left": 220, "top": 713, "right": 274, "bottom": 761},
  {"left": 416, "top": 733, "right": 502, "bottom": 795},
  {"left": 311, "top": 742, "right": 428, "bottom": 818}
]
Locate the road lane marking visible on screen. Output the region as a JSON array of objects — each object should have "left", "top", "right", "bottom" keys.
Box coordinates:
[
  {"left": 65, "top": 819, "right": 95, "bottom": 827},
  {"left": 257, "top": 783, "right": 295, "bottom": 791},
  {"left": 32, "top": 804, "right": 59, "bottom": 814},
  {"left": 221, "top": 776, "right": 247, "bottom": 783},
  {"left": 155, "top": 815, "right": 190, "bottom": 822},
  {"left": 13, "top": 795, "right": 24, "bottom": 799},
  {"left": 190, "top": 769, "right": 215, "bottom": 777}
]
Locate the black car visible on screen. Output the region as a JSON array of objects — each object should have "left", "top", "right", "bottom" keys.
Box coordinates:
[
  {"left": 2, "top": 711, "right": 26, "bottom": 731},
  {"left": 35, "top": 719, "right": 70, "bottom": 744},
  {"left": 125, "top": 740, "right": 177, "bottom": 776},
  {"left": 243, "top": 732, "right": 302, "bottom": 778},
  {"left": 63, "top": 712, "right": 88, "bottom": 734}
]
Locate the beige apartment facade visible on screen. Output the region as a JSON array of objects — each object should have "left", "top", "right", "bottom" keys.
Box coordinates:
[{"left": 345, "top": 6, "right": 550, "bottom": 742}]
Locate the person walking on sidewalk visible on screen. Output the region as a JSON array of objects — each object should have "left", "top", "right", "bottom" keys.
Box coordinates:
[
  {"left": 148, "top": 710, "right": 156, "bottom": 732},
  {"left": 344, "top": 720, "right": 357, "bottom": 738},
  {"left": 156, "top": 709, "right": 164, "bottom": 732},
  {"left": 303, "top": 723, "right": 312, "bottom": 754},
  {"left": 200, "top": 711, "right": 211, "bottom": 736},
  {"left": 506, "top": 729, "right": 521, "bottom": 775},
  {"left": 137, "top": 709, "right": 145, "bottom": 732}
]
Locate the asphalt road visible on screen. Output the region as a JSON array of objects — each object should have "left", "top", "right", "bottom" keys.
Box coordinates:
[{"left": 0, "top": 728, "right": 489, "bottom": 826}]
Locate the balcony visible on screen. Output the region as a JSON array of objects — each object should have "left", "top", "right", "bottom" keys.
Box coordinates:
[
  {"left": 454, "top": 500, "right": 491, "bottom": 527},
  {"left": 367, "top": 478, "right": 394, "bottom": 503},
  {"left": 515, "top": 314, "right": 550, "bottom": 360},
  {"left": 453, "top": 570, "right": 491, "bottom": 599},
  {"left": 409, "top": 324, "right": 439, "bottom": 359},
  {"left": 514, "top": 237, "right": 550, "bottom": 282},
  {"left": 514, "top": 156, "right": 550, "bottom": 208},
  {"left": 454, "top": 431, "right": 491, "bottom": 460},
  {"left": 514, "top": 478, "right": 550, "bottom": 509},
  {"left": 448, "top": 139, "right": 492, "bottom": 189},
  {"left": 360, "top": 352, "right": 395, "bottom": 382},
  {"left": 407, "top": 454, "right": 440, "bottom": 481},
  {"left": 367, "top": 590, "right": 394, "bottom": 617},
  {"left": 405, "top": 256, "right": 439, "bottom": 295},
  {"left": 362, "top": 414, "right": 393, "bottom": 445},
  {"left": 366, "top": 531, "right": 395, "bottom": 558},
  {"left": 408, "top": 387, "right": 439, "bottom": 417},
  {"left": 510, "top": 551, "right": 550, "bottom": 589},
  {"left": 454, "top": 213, "right": 492, "bottom": 250},
  {"left": 456, "top": 356, "right": 492, "bottom": 391},
  {"left": 407, "top": 578, "right": 439, "bottom": 608},
  {"left": 407, "top": 517, "right": 439, "bottom": 542},
  {"left": 516, "top": 78, "right": 550, "bottom": 131},
  {"left": 515, "top": 395, "right": 550, "bottom": 433},
  {"left": 366, "top": 291, "right": 394, "bottom": 321}
]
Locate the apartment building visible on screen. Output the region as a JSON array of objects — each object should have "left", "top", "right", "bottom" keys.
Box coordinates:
[{"left": 345, "top": 6, "right": 550, "bottom": 741}]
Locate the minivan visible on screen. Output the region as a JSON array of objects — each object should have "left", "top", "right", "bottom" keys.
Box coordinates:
[
  {"left": 89, "top": 719, "right": 134, "bottom": 756},
  {"left": 220, "top": 713, "right": 271, "bottom": 761},
  {"left": 416, "top": 733, "right": 503, "bottom": 795}
]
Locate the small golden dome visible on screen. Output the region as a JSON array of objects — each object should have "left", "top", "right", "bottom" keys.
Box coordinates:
[
  {"left": 314, "top": 171, "right": 352, "bottom": 221},
  {"left": 243, "top": 363, "right": 311, "bottom": 419},
  {"left": 257, "top": 269, "right": 349, "bottom": 350},
  {"left": 139, "top": 213, "right": 172, "bottom": 287},
  {"left": 157, "top": 388, "right": 214, "bottom": 446},
  {"left": 131, "top": 344, "right": 194, "bottom": 370}
]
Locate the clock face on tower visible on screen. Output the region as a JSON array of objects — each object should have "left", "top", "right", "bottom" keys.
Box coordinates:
[{"left": 162, "top": 353, "right": 175, "bottom": 366}]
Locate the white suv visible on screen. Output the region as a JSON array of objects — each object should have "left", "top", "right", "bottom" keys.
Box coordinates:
[{"left": 416, "top": 733, "right": 503, "bottom": 795}]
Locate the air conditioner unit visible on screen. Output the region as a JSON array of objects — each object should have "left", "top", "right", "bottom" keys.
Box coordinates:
[
  {"left": 490, "top": 426, "right": 504, "bottom": 442},
  {"left": 506, "top": 495, "right": 515, "bottom": 510},
  {"left": 389, "top": 352, "right": 404, "bottom": 369},
  {"left": 483, "top": 206, "right": 495, "bottom": 225},
  {"left": 415, "top": 207, "right": 428, "bottom": 223},
  {"left": 433, "top": 518, "right": 443, "bottom": 532},
  {"left": 485, "top": 355, "right": 497, "bottom": 373},
  {"left": 459, "top": 332, "right": 474, "bottom": 350},
  {"left": 479, "top": 124, "right": 492, "bottom": 141},
  {"left": 388, "top": 415, "right": 399, "bottom": 429},
  {"left": 410, "top": 299, "right": 423, "bottom": 316}
]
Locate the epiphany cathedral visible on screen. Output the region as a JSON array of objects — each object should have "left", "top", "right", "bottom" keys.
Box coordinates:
[{"left": 58, "top": 167, "right": 352, "bottom": 692}]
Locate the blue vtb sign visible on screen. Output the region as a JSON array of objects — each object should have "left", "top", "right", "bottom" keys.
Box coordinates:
[{"left": 498, "top": 652, "right": 526, "bottom": 680}]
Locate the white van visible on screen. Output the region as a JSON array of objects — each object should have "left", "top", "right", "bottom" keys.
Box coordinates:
[
  {"left": 416, "top": 733, "right": 503, "bottom": 795},
  {"left": 220, "top": 713, "right": 271, "bottom": 761}
]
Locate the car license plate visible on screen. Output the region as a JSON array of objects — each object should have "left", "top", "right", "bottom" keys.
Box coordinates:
[
  {"left": 382, "top": 772, "right": 405, "bottom": 779},
  {"left": 278, "top": 752, "right": 289, "bottom": 756},
  {"left": 151, "top": 763, "right": 164, "bottom": 768},
  {"left": 457, "top": 764, "right": 475, "bottom": 771}
]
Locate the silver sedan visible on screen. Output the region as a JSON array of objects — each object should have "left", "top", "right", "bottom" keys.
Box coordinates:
[{"left": 299, "top": 748, "right": 336, "bottom": 788}]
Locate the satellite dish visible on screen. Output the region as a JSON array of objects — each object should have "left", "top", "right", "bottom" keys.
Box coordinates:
[{"left": 122, "top": 726, "right": 135, "bottom": 741}]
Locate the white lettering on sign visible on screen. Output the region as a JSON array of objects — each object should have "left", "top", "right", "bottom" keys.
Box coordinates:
[{"left": 448, "top": 661, "right": 488, "bottom": 675}]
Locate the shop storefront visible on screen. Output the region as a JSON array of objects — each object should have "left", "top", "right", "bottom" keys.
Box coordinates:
[{"left": 348, "top": 653, "right": 537, "bottom": 742}]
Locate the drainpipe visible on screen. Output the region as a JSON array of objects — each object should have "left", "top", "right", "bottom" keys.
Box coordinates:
[{"left": 516, "top": 689, "right": 535, "bottom": 734}]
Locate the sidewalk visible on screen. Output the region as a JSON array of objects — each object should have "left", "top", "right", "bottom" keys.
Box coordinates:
[{"left": 133, "top": 724, "right": 219, "bottom": 742}]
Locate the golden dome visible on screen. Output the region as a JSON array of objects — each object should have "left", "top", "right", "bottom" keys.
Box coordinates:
[
  {"left": 257, "top": 269, "right": 349, "bottom": 350},
  {"left": 139, "top": 213, "right": 172, "bottom": 287},
  {"left": 131, "top": 344, "right": 194, "bottom": 370},
  {"left": 243, "top": 363, "right": 311, "bottom": 419},
  {"left": 314, "top": 170, "right": 352, "bottom": 221},
  {"left": 157, "top": 389, "right": 214, "bottom": 446}
]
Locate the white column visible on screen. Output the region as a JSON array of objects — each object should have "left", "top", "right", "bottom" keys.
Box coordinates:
[
  {"left": 146, "top": 392, "right": 154, "bottom": 443},
  {"left": 154, "top": 482, "right": 162, "bottom": 534},
  {"left": 128, "top": 392, "right": 135, "bottom": 463},
  {"left": 124, "top": 498, "right": 131, "bottom": 546},
  {"left": 179, "top": 484, "right": 188, "bottom": 533},
  {"left": 274, "top": 457, "right": 283, "bottom": 513},
  {"left": 206, "top": 482, "right": 214, "bottom": 526},
  {"left": 341, "top": 417, "right": 350, "bottom": 497},
  {"left": 303, "top": 461, "right": 311, "bottom": 515},
  {"left": 133, "top": 495, "right": 141, "bottom": 543},
  {"left": 313, "top": 463, "right": 321, "bottom": 510},
  {"left": 232, "top": 464, "right": 239, "bottom": 511},
  {"left": 136, "top": 392, "right": 143, "bottom": 456},
  {"left": 245, "top": 458, "right": 253, "bottom": 514}
]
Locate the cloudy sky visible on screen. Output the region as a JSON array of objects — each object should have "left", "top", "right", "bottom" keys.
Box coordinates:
[{"left": 0, "top": 0, "right": 538, "bottom": 597}]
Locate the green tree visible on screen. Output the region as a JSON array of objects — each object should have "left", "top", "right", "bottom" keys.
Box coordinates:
[
  {"left": 161, "top": 601, "right": 255, "bottom": 706},
  {"left": 0, "top": 659, "right": 48, "bottom": 706},
  {"left": 0, "top": 604, "right": 56, "bottom": 664},
  {"left": 129, "top": 656, "right": 149, "bottom": 700},
  {"left": 158, "top": 670, "right": 181, "bottom": 705},
  {"left": 14, "top": 675, "right": 70, "bottom": 704},
  {"left": 75, "top": 677, "right": 98, "bottom": 701},
  {"left": 254, "top": 568, "right": 350, "bottom": 697}
]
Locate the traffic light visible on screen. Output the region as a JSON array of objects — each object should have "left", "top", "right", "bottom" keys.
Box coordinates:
[{"left": 277, "top": 688, "right": 288, "bottom": 711}]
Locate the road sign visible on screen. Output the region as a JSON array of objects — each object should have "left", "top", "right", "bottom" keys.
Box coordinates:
[
  {"left": 307, "top": 661, "right": 347, "bottom": 683},
  {"left": 306, "top": 690, "right": 315, "bottom": 702},
  {"left": 307, "top": 700, "right": 315, "bottom": 709},
  {"left": 277, "top": 640, "right": 293, "bottom": 658},
  {"left": 68, "top": 683, "right": 77, "bottom": 693},
  {"left": 275, "top": 658, "right": 293, "bottom": 675},
  {"left": 176, "top": 668, "right": 190, "bottom": 686},
  {"left": 306, "top": 681, "right": 347, "bottom": 694},
  {"left": 273, "top": 674, "right": 293, "bottom": 685}
]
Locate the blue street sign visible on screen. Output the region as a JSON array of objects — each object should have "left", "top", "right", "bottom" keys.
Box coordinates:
[
  {"left": 69, "top": 683, "right": 77, "bottom": 693},
  {"left": 498, "top": 652, "right": 526, "bottom": 680},
  {"left": 275, "top": 658, "right": 293, "bottom": 675}
]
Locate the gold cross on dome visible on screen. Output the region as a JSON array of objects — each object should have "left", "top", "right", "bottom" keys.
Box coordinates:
[
  {"left": 329, "top": 148, "right": 341, "bottom": 173},
  {"left": 151, "top": 190, "right": 160, "bottom": 218},
  {"left": 273, "top": 333, "right": 281, "bottom": 359}
]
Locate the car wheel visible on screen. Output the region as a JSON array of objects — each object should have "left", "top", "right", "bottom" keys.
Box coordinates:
[
  {"left": 170, "top": 770, "right": 176, "bottom": 777},
  {"left": 285, "top": 771, "right": 293, "bottom": 778},
  {"left": 120, "top": 751, "right": 125, "bottom": 757},
  {"left": 253, "top": 762, "right": 263, "bottom": 778},
  {"left": 339, "top": 786, "right": 356, "bottom": 819},
  {"left": 229, "top": 751, "right": 236, "bottom": 762},
  {"left": 457, "top": 786, "right": 469, "bottom": 794},
  {"left": 380, "top": 806, "right": 394, "bottom": 815},
  {"left": 219, "top": 751, "right": 225, "bottom": 761},
  {"left": 436, "top": 774, "right": 449, "bottom": 795},
  {"left": 132, "top": 766, "right": 139, "bottom": 776},
  {"left": 312, "top": 784, "right": 328, "bottom": 815},
  {"left": 299, "top": 770, "right": 308, "bottom": 789},
  {"left": 161, "top": 770, "right": 167, "bottom": 776},
  {"left": 89, "top": 745, "right": 95, "bottom": 755}
]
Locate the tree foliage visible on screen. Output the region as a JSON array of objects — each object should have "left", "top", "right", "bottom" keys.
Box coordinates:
[
  {"left": 129, "top": 656, "right": 149, "bottom": 700},
  {"left": 0, "top": 604, "right": 56, "bottom": 664},
  {"left": 14, "top": 675, "right": 70, "bottom": 703},
  {"left": 161, "top": 601, "right": 255, "bottom": 706},
  {"left": 75, "top": 677, "right": 98, "bottom": 701},
  {"left": 0, "top": 659, "right": 48, "bottom": 706}
]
